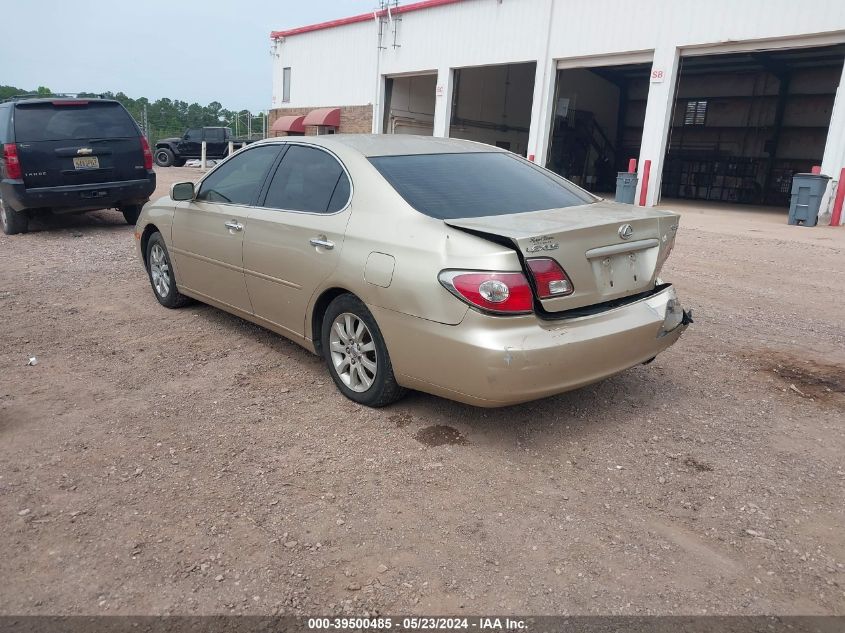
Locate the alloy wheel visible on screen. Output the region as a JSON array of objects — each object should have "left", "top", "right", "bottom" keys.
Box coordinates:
[
  {"left": 149, "top": 243, "right": 171, "bottom": 298},
  {"left": 329, "top": 313, "right": 378, "bottom": 393}
]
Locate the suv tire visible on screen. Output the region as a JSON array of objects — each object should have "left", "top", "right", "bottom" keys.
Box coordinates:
[
  {"left": 321, "top": 294, "right": 406, "bottom": 407},
  {"left": 121, "top": 204, "right": 143, "bottom": 225},
  {"left": 154, "top": 148, "right": 175, "bottom": 167},
  {"left": 173, "top": 158, "right": 186, "bottom": 167},
  {"left": 145, "top": 232, "right": 191, "bottom": 308},
  {"left": 0, "top": 196, "right": 29, "bottom": 235}
]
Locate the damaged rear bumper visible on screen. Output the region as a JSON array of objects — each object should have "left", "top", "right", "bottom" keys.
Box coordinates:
[{"left": 371, "top": 284, "right": 690, "bottom": 407}]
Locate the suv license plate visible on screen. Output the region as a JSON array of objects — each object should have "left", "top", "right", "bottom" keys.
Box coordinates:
[{"left": 73, "top": 156, "right": 99, "bottom": 170}]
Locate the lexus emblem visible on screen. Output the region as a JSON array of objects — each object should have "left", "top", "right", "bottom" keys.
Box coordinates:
[{"left": 618, "top": 224, "right": 634, "bottom": 240}]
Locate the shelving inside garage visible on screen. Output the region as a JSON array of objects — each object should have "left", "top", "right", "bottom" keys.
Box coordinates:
[{"left": 660, "top": 44, "right": 845, "bottom": 208}]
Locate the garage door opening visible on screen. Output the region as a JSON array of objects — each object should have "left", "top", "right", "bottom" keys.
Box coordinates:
[
  {"left": 383, "top": 73, "right": 437, "bottom": 135},
  {"left": 546, "top": 62, "right": 651, "bottom": 194},
  {"left": 449, "top": 62, "right": 536, "bottom": 157},
  {"left": 662, "top": 44, "right": 845, "bottom": 209}
]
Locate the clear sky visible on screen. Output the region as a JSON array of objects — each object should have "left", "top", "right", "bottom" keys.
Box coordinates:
[{"left": 0, "top": 0, "right": 377, "bottom": 112}]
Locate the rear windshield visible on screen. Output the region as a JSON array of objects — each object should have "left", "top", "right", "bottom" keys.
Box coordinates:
[
  {"left": 369, "top": 152, "right": 595, "bottom": 219},
  {"left": 14, "top": 101, "right": 138, "bottom": 142}
]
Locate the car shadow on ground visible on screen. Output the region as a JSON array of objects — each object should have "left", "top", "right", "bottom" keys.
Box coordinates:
[
  {"left": 22, "top": 209, "right": 131, "bottom": 234},
  {"left": 179, "top": 297, "right": 681, "bottom": 450},
  {"left": 394, "top": 373, "right": 659, "bottom": 445}
]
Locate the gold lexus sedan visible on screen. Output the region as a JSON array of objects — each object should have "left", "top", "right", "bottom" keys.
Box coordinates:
[{"left": 135, "top": 135, "right": 690, "bottom": 407}]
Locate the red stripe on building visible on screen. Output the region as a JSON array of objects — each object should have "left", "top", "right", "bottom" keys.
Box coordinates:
[{"left": 271, "top": 0, "right": 465, "bottom": 39}]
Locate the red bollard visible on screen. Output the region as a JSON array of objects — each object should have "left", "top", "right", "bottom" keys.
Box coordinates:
[
  {"left": 811, "top": 165, "right": 822, "bottom": 175},
  {"left": 830, "top": 167, "right": 845, "bottom": 227},
  {"left": 638, "top": 160, "right": 651, "bottom": 206},
  {"left": 628, "top": 158, "right": 637, "bottom": 174}
]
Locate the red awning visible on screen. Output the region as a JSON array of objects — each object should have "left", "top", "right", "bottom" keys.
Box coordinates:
[
  {"left": 271, "top": 115, "right": 306, "bottom": 133},
  {"left": 303, "top": 107, "right": 340, "bottom": 127}
]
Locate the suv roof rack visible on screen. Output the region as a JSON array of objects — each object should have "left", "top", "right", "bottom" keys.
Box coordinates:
[{"left": 1, "top": 93, "right": 109, "bottom": 104}]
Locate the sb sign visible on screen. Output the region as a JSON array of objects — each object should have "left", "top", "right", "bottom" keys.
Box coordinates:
[{"left": 650, "top": 69, "right": 666, "bottom": 83}]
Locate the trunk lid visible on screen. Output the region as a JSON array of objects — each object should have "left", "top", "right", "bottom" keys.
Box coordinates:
[
  {"left": 13, "top": 101, "right": 144, "bottom": 189},
  {"left": 445, "top": 201, "right": 679, "bottom": 313}
]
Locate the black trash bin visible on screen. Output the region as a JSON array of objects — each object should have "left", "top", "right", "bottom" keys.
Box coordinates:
[
  {"left": 788, "top": 173, "right": 830, "bottom": 226},
  {"left": 615, "top": 172, "right": 638, "bottom": 204}
]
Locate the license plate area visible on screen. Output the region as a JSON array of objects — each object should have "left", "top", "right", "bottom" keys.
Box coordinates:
[
  {"left": 73, "top": 156, "right": 100, "bottom": 170},
  {"left": 590, "top": 248, "right": 658, "bottom": 294},
  {"left": 80, "top": 189, "right": 109, "bottom": 199}
]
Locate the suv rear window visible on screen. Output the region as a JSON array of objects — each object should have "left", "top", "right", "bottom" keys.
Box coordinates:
[
  {"left": 14, "top": 101, "right": 138, "bottom": 142},
  {"left": 369, "top": 152, "right": 595, "bottom": 219}
]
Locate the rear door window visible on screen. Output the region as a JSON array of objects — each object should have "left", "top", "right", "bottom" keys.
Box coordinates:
[
  {"left": 205, "top": 128, "right": 224, "bottom": 142},
  {"left": 369, "top": 151, "right": 595, "bottom": 219},
  {"left": 13, "top": 101, "right": 138, "bottom": 142},
  {"left": 196, "top": 145, "right": 281, "bottom": 205},
  {"left": 262, "top": 145, "right": 350, "bottom": 213}
]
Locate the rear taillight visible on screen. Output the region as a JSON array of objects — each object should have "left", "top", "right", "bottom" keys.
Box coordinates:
[
  {"left": 439, "top": 270, "right": 533, "bottom": 314},
  {"left": 526, "top": 258, "right": 574, "bottom": 298},
  {"left": 3, "top": 144, "right": 22, "bottom": 180},
  {"left": 140, "top": 136, "right": 153, "bottom": 170}
]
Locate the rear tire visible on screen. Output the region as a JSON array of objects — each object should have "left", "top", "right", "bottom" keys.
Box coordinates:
[
  {"left": 121, "top": 204, "right": 143, "bottom": 225},
  {"left": 173, "top": 158, "right": 186, "bottom": 167},
  {"left": 0, "top": 196, "right": 28, "bottom": 235},
  {"left": 145, "top": 232, "right": 191, "bottom": 308},
  {"left": 154, "top": 147, "right": 174, "bottom": 167},
  {"left": 321, "top": 294, "right": 406, "bottom": 407}
]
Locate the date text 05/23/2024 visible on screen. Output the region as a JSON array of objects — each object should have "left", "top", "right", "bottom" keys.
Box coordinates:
[{"left": 307, "top": 617, "right": 527, "bottom": 631}]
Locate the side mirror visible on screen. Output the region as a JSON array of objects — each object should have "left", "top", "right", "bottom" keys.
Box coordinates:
[{"left": 171, "top": 182, "right": 195, "bottom": 201}]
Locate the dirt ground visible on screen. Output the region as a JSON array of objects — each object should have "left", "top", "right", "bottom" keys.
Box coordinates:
[{"left": 1, "top": 166, "right": 844, "bottom": 616}]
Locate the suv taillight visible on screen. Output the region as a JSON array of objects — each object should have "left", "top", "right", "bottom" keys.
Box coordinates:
[
  {"left": 439, "top": 270, "right": 533, "bottom": 314},
  {"left": 140, "top": 136, "right": 153, "bottom": 170},
  {"left": 3, "top": 144, "right": 22, "bottom": 180},
  {"left": 526, "top": 258, "right": 574, "bottom": 298}
]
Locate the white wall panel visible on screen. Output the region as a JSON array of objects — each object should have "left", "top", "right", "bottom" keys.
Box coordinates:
[
  {"left": 271, "top": 20, "right": 375, "bottom": 109},
  {"left": 272, "top": 0, "right": 845, "bottom": 109},
  {"left": 270, "top": 0, "right": 845, "bottom": 209}
]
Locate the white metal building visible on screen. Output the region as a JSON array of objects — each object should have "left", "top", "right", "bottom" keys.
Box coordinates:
[{"left": 270, "top": 0, "right": 845, "bottom": 223}]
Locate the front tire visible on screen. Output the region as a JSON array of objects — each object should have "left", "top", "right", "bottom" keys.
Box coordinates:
[
  {"left": 321, "top": 294, "right": 406, "bottom": 407},
  {"left": 173, "top": 158, "right": 186, "bottom": 167},
  {"left": 120, "top": 204, "right": 143, "bottom": 225},
  {"left": 145, "top": 233, "right": 191, "bottom": 308},
  {"left": 0, "top": 196, "right": 28, "bottom": 235},
  {"left": 154, "top": 147, "right": 174, "bottom": 167}
]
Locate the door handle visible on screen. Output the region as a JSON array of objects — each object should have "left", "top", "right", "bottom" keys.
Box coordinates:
[
  {"left": 224, "top": 220, "right": 243, "bottom": 232},
  {"left": 309, "top": 235, "right": 335, "bottom": 250}
]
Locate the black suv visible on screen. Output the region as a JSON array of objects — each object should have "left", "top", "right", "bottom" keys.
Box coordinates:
[
  {"left": 0, "top": 96, "right": 156, "bottom": 235},
  {"left": 154, "top": 126, "right": 250, "bottom": 167}
]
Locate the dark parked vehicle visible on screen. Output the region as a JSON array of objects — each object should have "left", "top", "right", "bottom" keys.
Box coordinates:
[
  {"left": 0, "top": 95, "right": 155, "bottom": 235},
  {"left": 153, "top": 126, "right": 251, "bottom": 167}
]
